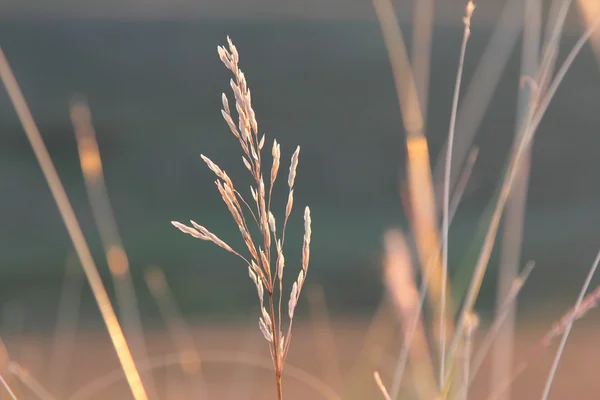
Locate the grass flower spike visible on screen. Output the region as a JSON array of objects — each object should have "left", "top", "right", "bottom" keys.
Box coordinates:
[{"left": 171, "top": 37, "right": 311, "bottom": 400}]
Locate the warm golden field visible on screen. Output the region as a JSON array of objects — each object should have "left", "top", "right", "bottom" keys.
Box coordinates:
[{"left": 3, "top": 316, "right": 599, "bottom": 400}]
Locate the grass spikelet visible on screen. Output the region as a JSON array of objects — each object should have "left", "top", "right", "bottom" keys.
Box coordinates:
[{"left": 172, "top": 37, "right": 312, "bottom": 400}]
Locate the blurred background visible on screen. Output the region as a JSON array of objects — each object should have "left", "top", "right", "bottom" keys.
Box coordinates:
[{"left": 1, "top": 0, "right": 600, "bottom": 398}]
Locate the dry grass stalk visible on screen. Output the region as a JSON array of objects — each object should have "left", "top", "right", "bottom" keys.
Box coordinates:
[
  {"left": 577, "top": 0, "right": 600, "bottom": 64},
  {"left": 373, "top": 371, "right": 392, "bottom": 400},
  {"left": 486, "top": 273, "right": 600, "bottom": 400},
  {"left": 459, "top": 313, "right": 479, "bottom": 400},
  {"left": 172, "top": 37, "right": 311, "bottom": 400},
  {"left": 446, "top": 7, "right": 600, "bottom": 385},
  {"left": 144, "top": 266, "right": 208, "bottom": 398},
  {"left": 540, "top": 250, "right": 600, "bottom": 400},
  {"left": 410, "top": 0, "right": 435, "bottom": 123},
  {"left": 492, "top": 1, "right": 540, "bottom": 397},
  {"left": 0, "top": 339, "right": 17, "bottom": 400},
  {"left": 0, "top": 47, "right": 148, "bottom": 400},
  {"left": 448, "top": 148, "right": 478, "bottom": 221},
  {"left": 432, "top": 0, "right": 523, "bottom": 206},
  {"left": 440, "top": 0, "right": 475, "bottom": 385},
  {"left": 0, "top": 375, "right": 17, "bottom": 400},
  {"left": 373, "top": 0, "right": 455, "bottom": 364},
  {"left": 70, "top": 98, "right": 158, "bottom": 399},
  {"left": 383, "top": 229, "right": 437, "bottom": 400}
]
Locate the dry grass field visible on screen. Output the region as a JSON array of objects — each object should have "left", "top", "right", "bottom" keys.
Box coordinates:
[{"left": 2, "top": 318, "right": 599, "bottom": 400}]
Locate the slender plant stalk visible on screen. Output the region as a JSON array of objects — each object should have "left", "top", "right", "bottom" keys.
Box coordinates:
[
  {"left": 440, "top": 0, "right": 475, "bottom": 386},
  {"left": 491, "top": 1, "right": 540, "bottom": 397},
  {"left": 373, "top": 371, "right": 392, "bottom": 400},
  {"left": 445, "top": 9, "right": 600, "bottom": 383},
  {"left": 384, "top": 229, "right": 437, "bottom": 400},
  {"left": 448, "top": 147, "right": 479, "bottom": 221},
  {"left": 0, "top": 374, "right": 18, "bottom": 400},
  {"left": 70, "top": 99, "right": 158, "bottom": 398},
  {"left": 577, "top": 0, "right": 600, "bottom": 64},
  {"left": 410, "top": 0, "right": 435, "bottom": 122},
  {"left": 0, "top": 47, "right": 148, "bottom": 400},
  {"left": 540, "top": 250, "right": 600, "bottom": 400},
  {"left": 373, "top": 0, "right": 454, "bottom": 364},
  {"left": 459, "top": 313, "right": 479, "bottom": 400},
  {"left": 486, "top": 284, "right": 600, "bottom": 400},
  {"left": 433, "top": 0, "right": 523, "bottom": 210}
]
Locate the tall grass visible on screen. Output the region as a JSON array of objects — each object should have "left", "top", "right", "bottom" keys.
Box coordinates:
[
  {"left": 171, "top": 38, "right": 312, "bottom": 400},
  {"left": 0, "top": 0, "right": 599, "bottom": 399}
]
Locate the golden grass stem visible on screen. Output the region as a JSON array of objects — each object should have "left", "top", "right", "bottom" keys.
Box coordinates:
[
  {"left": 373, "top": 371, "right": 392, "bottom": 400},
  {"left": 70, "top": 99, "right": 158, "bottom": 398},
  {"left": 440, "top": 0, "right": 475, "bottom": 385},
  {"left": 373, "top": 0, "right": 454, "bottom": 357},
  {"left": 0, "top": 47, "right": 148, "bottom": 400},
  {"left": 411, "top": 0, "right": 435, "bottom": 124},
  {"left": 0, "top": 374, "right": 18, "bottom": 400},
  {"left": 459, "top": 313, "right": 478, "bottom": 400},
  {"left": 540, "top": 250, "right": 600, "bottom": 400},
  {"left": 577, "top": 0, "right": 600, "bottom": 65}
]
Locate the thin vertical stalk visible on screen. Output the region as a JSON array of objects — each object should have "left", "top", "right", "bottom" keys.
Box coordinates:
[
  {"left": 540, "top": 251, "right": 600, "bottom": 400},
  {"left": 491, "top": 0, "right": 540, "bottom": 398},
  {"left": 441, "top": 0, "right": 475, "bottom": 385},
  {"left": 0, "top": 47, "right": 148, "bottom": 400}
]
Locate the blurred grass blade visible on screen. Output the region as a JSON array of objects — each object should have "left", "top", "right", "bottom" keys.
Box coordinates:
[
  {"left": 433, "top": 0, "right": 523, "bottom": 205},
  {"left": 540, "top": 250, "right": 600, "bottom": 400},
  {"left": 577, "top": 0, "right": 600, "bottom": 65},
  {"left": 384, "top": 229, "right": 437, "bottom": 400},
  {"left": 440, "top": 0, "right": 475, "bottom": 385},
  {"left": 70, "top": 98, "right": 158, "bottom": 399},
  {"left": 0, "top": 47, "right": 148, "bottom": 400},
  {"left": 491, "top": 0, "right": 541, "bottom": 398},
  {"left": 411, "top": 0, "right": 435, "bottom": 125},
  {"left": 449, "top": 7, "right": 600, "bottom": 387},
  {"left": 373, "top": 0, "right": 454, "bottom": 354}
]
